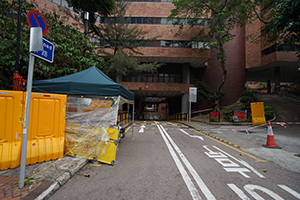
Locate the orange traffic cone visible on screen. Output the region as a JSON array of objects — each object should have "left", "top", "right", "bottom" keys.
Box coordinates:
[{"left": 263, "top": 122, "right": 281, "bottom": 149}]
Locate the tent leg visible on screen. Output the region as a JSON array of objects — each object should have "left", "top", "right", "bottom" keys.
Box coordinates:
[{"left": 132, "top": 103, "right": 134, "bottom": 139}]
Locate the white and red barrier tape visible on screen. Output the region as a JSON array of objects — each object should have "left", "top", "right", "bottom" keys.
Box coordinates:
[{"left": 198, "top": 122, "right": 299, "bottom": 134}]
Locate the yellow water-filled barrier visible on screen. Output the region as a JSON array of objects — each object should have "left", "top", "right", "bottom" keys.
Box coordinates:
[
  {"left": 0, "top": 91, "right": 24, "bottom": 170},
  {"left": 26, "top": 92, "right": 66, "bottom": 165},
  {"left": 0, "top": 90, "right": 67, "bottom": 170}
]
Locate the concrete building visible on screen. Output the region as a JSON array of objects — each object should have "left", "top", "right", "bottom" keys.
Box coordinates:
[
  {"left": 246, "top": 7, "right": 300, "bottom": 93},
  {"left": 30, "top": 0, "right": 300, "bottom": 118}
]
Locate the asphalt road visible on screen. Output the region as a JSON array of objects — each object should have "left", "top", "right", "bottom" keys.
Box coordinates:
[
  {"left": 49, "top": 121, "right": 300, "bottom": 200},
  {"left": 254, "top": 93, "right": 300, "bottom": 122}
]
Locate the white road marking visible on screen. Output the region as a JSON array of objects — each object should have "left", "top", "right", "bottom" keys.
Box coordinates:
[
  {"left": 139, "top": 125, "right": 146, "bottom": 133},
  {"left": 213, "top": 146, "right": 265, "bottom": 178},
  {"left": 180, "top": 129, "right": 204, "bottom": 141},
  {"left": 156, "top": 122, "right": 216, "bottom": 200},
  {"left": 277, "top": 185, "right": 300, "bottom": 199},
  {"left": 244, "top": 184, "right": 284, "bottom": 200},
  {"left": 156, "top": 123, "right": 202, "bottom": 200},
  {"left": 227, "top": 184, "right": 251, "bottom": 200}
]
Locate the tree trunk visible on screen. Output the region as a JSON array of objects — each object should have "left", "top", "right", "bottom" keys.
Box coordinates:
[{"left": 214, "top": 44, "right": 227, "bottom": 112}]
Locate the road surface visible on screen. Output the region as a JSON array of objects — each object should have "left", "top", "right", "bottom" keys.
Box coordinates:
[{"left": 49, "top": 121, "right": 300, "bottom": 200}]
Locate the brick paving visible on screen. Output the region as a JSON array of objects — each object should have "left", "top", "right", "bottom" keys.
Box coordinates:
[{"left": 0, "top": 176, "right": 52, "bottom": 200}]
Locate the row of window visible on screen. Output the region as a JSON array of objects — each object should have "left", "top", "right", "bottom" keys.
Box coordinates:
[
  {"left": 98, "top": 17, "right": 210, "bottom": 26},
  {"left": 261, "top": 44, "right": 300, "bottom": 57},
  {"left": 47, "top": 0, "right": 210, "bottom": 26},
  {"left": 47, "top": 0, "right": 174, "bottom": 12},
  {"left": 89, "top": 36, "right": 209, "bottom": 49},
  {"left": 123, "top": 73, "right": 181, "bottom": 83}
]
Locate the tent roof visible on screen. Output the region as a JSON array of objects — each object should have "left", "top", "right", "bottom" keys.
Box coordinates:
[{"left": 32, "top": 66, "right": 135, "bottom": 100}]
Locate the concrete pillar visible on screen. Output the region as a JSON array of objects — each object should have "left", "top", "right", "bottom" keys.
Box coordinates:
[
  {"left": 181, "top": 94, "right": 189, "bottom": 113},
  {"left": 267, "top": 80, "right": 271, "bottom": 93},
  {"left": 182, "top": 63, "right": 190, "bottom": 84},
  {"left": 274, "top": 67, "right": 280, "bottom": 94}
]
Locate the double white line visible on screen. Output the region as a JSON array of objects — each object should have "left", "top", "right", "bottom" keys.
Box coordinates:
[{"left": 155, "top": 122, "right": 215, "bottom": 200}]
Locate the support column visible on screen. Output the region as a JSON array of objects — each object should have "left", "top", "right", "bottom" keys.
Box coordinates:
[
  {"left": 274, "top": 67, "right": 280, "bottom": 94},
  {"left": 182, "top": 63, "right": 190, "bottom": 83}
]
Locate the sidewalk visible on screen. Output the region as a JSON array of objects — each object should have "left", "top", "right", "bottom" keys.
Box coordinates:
[
  {"left": 0, "top": 156, "right": 88, "bottom": 200},
  {"left": 0, "top": 123, "right": 132, "bottom": 200}
]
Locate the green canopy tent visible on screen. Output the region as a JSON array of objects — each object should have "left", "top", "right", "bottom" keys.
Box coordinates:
[
  {"left": 32, "top": 66, "right": 134, "bottom": 101},
  {"left": 31, "top": 67, "right": 135, "bottom": 165},
  {"left": 32, "top": 66, "right": 135, "bottom": 139}
]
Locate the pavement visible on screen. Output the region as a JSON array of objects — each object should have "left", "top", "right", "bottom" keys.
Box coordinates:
[{"left": 1, "top": 94, "right": 299, "bottom": 200}]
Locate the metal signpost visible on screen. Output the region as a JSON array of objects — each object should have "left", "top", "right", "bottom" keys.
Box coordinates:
[
  {"left": 19, "top": 27, "right": 43, "bottom": 188},
  {"left": 189, "top": 87, "right": 197, "bottom": 123},
  {"left": 19, "top": 10, "right": 54, "bottom": 188}
]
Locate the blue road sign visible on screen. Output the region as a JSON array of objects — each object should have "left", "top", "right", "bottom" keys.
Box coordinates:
[
  {"left": 27, "top": 10, "right": 47, "bottom": 35},
  {"left": 31, "top": 39, "right": 54, "bottom": 63}
]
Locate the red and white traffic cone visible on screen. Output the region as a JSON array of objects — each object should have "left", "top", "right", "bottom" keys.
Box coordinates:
[{"left": 263, "top": 122, "right": 281, "bottom": 149}]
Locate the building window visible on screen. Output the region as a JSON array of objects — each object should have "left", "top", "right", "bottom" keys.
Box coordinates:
[
  {"left": 91, "top": 38, "right": 209, "bottom": 49},
  {"left": 123, "top": 65, "right": 182, "bottom": 83},
  {"left": 261, "top": 44, "right": 300, "bottom": 57},
  {"left": 99, "top": 17, "right": 208, "bottom": 26}
]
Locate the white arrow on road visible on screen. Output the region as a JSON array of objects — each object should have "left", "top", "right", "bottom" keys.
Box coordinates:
[
  {"left": 180, "top": 129, "right": 204, "bottom": 141},
  {"left": 139, "top": 125, "right": 146, "bottom": 133}
]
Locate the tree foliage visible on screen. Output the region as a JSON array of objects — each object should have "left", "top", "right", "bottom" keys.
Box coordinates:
[
  {"left": 91, "top": 0, "right": 161, "bottom": 79},
  {"left": 168, "top": 0, "right": 263, "bottom": 111},
  {"left": 39, "top": 12, "right": 108, "bottom": 79},
  {"left": 0, "top": 0, "right": 108, "bottom": 90},
  {"left": 262, "top": 0, "right": 300, "bottom": 58},
  {"left": 194, "top": 79, "right": 211, "bottom": 102},
  {"left": 0, "top": 0, "right": 34, "bottom": 89},
  {"left": 66, "top": 0, "right": 115, "bottom": 23}
]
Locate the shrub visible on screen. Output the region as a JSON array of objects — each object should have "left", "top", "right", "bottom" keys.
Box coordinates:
[
  {"left": 240, "top": 88, "right": 258, "bottom": 111},
  {"left": 264, "top": 104, "right": 274, "bottom": 120},
  {"left": 209, "top": 117, "right": 219, "bottom": 122}
]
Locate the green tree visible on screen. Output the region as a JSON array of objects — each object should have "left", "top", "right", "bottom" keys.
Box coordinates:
[
  {"left": 194, "top": 79, "right": 211, "bottom": 102},
  {"left": 0, "top": 0, "right": 34, "bottom": 89},
  {"left": 66, "top": 0, "right": 115, "bottom": 23},
  {"left": 168, "top": 0, "right": 263, "bottom": 111},
  {"left": 37, "top": 12, "right": 108, "bottom": 79},
  {"left": 262, "top": 0, "right": 300, "bottom": 58},
  {"left": 90, "top": 0, "right": 162, "bottom": 80},
  {"left": 0, "top": 0, "right": 108, "bottom": 90}
]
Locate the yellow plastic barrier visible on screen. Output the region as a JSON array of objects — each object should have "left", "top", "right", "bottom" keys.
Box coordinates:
[
  {"left": 65, "top": 124, "right": 119, "bottom": 165},
  {"left": 0, "top": 91, "right": 24, "bottom": 170},
  {"left": 251, "top": 102, "right": 266, "bottom": 125},
  {"left": 1, "top": 91, "right": 66, "bottom": 169},
  {"left": 97, "top": 140, "right": 118, "bottom": 165},
  {"left": 25, "top": 92, "right": 67, "bottom": 165}
]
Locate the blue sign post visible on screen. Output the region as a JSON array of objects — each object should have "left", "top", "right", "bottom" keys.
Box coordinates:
[{"left": 31, "top": 38, "right": 54, "bottom": 63}]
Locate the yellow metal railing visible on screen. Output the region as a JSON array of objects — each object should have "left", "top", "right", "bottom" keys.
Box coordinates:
[{"left": 168, "top": 113, "right": 189, "bottom": 123}]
